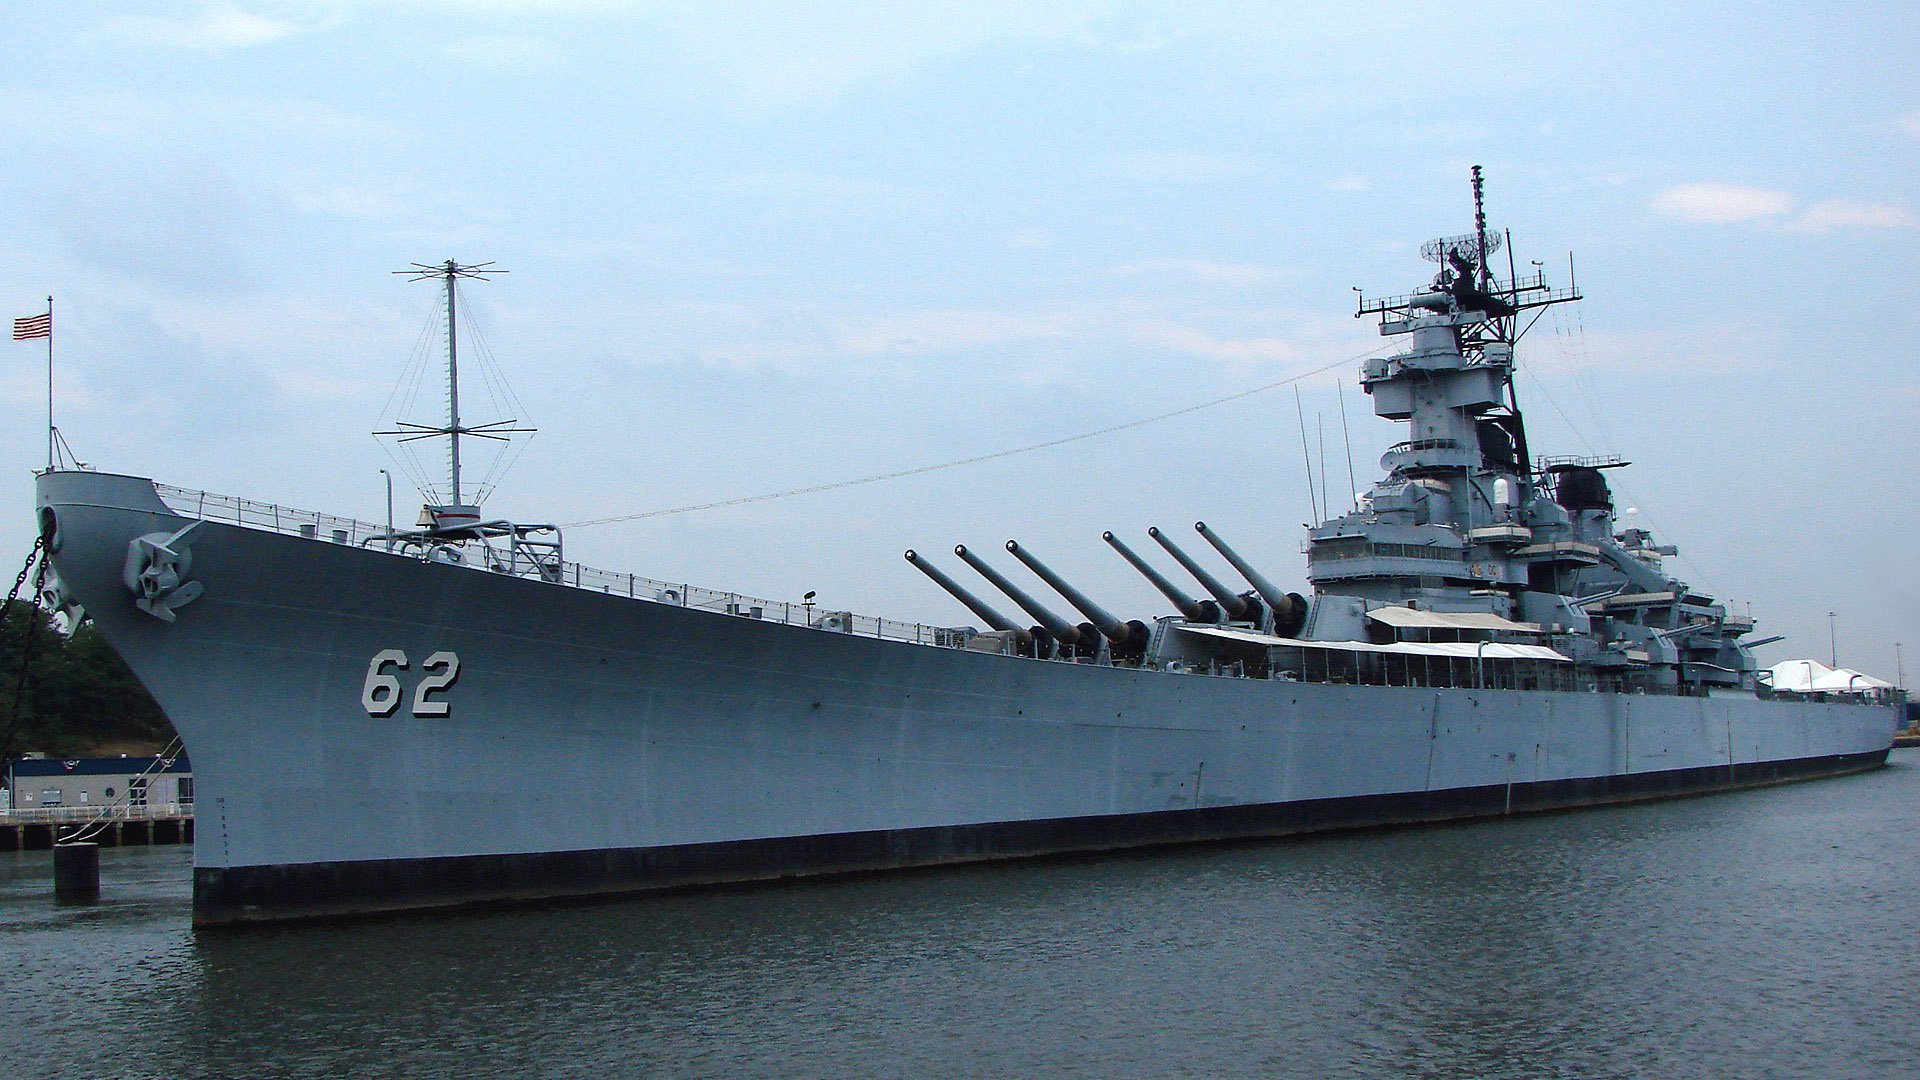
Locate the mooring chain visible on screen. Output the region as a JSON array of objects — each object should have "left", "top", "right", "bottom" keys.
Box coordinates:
[
  {"left": 0, "top": 536, "right": 44, "bottom": 618},
  {"left": 0, "top": 538, "right": 49, "bottom": 779}
]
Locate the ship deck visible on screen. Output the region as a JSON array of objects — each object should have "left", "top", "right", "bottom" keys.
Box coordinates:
[{"left": 153, "top": 482, "right": 967, "bottom": 649}]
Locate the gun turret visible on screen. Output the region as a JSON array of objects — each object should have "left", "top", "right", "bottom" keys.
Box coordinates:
[
  {"left": 904, "top": 550, "right": 1030, "bottom": 643},
  {"left": 1148, "top": 526, "right": 1252, "bottom": 621},
  {"left": 1005, "top": 540, "right": 1149, "bottom": 656},
  {"left": 1103, "top": 531, "right": 1218, "bottom": 622},
  {"left": 1193, "top": 521, "right": 1308, "bottom": 636},
  {"left": 954, "top": 544, "right": 1083, "bottom": 645}
]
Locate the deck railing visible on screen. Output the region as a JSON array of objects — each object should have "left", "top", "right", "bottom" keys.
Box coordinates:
[
  {"left": 0, "top": 802, "right": 193, "bottom": 824},
  {"left": 155, "top": 484, "right": 970, "bottom": 648}
]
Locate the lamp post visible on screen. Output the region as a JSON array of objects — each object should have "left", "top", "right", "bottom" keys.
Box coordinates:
[
  {"left": 1896, "top": 642, "right": 1904, "bottom": 691},
  {"left": 1476, "top": 638, "right": 1492, "bottom": 690},
  {"left": 1827, "top": 611, "right": 1837, "bottom": 667},
  {"left": 379, "top": 469, "right": 394, "bottom": 551}
]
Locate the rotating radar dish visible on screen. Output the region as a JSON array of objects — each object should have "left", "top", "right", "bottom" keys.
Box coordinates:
[{"left": 1421, "top": 231, "right": 1502, "bottom": 264}]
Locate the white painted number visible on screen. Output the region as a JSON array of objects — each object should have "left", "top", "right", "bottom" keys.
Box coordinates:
[
  {"left": 413, "top": 651, "right": 461, "bottom": 717},
  {"left": 362, "top": 649, "right": 408, "bottom": 717},
  {"left": 361, "top": 649, "right": 461, "bottom": 718}
]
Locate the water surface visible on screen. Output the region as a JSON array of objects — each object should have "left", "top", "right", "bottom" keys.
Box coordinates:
[{"left": 6, "top": 754, "right": 1918, "bottom": 1078}]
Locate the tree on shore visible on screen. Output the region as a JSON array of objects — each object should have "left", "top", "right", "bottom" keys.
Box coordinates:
[{"left": 0, "top": 603, "right": 175, "bottom": 762}]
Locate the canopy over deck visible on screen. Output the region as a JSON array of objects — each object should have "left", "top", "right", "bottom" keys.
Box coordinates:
[
  {"left": 1363, "top": 606, "right": 1542, "bottom": 634},
  {"left": 1177, "top": 624, "right": 1570, "bottom": 662},
  {"left": 1763, "top": 659, "right": 1895, "bottom": 693}
]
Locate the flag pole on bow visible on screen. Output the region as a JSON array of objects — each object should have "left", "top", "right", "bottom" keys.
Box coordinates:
[{"left": 12, "top": 299, "right": 54, "bottom": 470}]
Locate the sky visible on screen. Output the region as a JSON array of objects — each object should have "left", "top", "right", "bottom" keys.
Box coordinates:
[{"left": 1, "top": 1, "right": 1915, "bottom": 684}]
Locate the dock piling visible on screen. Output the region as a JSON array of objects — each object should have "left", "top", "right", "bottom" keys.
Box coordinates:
[{"left": 53, "top": 842, "right": 100, "bottom": 903}]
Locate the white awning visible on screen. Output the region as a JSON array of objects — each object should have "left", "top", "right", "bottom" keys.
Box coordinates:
[
  {"left": 1364, "top": 606, "right": 1542, "bottom": 633},
  {"left": 1764, "top": 659, "right": 1895, "bottom": 693},
  {"left": 1811, "top": 669, "right": 1895, "bottom": 691},
  {"left": 1175, "top": 624, "right": 1298, "bottom": 648},
  {"left": 1762, "top": 658, "right": 1832, "bottom": 692},
  {"left": 1175, "top": 624, "right": 1570, "bottom": 662}
]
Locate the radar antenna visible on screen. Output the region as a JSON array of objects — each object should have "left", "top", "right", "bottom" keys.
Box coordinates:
[
  {"left": 376, "top": 260, "right": 535, "bottom": 512},
  {"left": 1363, "top": 169, "right": 1580, "bottom": 337},
  {"left": 1419, "top": 231, "right": 1501, "bottom": 266},
  {"left": 1472, "top": 165, "right": 1493, "bottom": 289}
]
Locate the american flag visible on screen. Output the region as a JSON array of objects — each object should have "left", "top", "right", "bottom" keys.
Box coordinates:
[{"left": 13, "top": 312, "right": 50, "bottom": 340}]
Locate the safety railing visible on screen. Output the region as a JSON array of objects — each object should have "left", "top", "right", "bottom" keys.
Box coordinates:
[
  {"left": 155, "top": 484, "right": 971, "bottom": 648},
  {"left": 158, "top": 485, "right": 394, "bottom": 548},
  {"left": 0, "top": 802, "right": 193, "bottom": 824}
]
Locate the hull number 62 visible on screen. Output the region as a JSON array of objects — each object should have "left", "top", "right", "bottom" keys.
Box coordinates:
[{"left": 362, "top": 650, "right": 461, "bottom": 718}]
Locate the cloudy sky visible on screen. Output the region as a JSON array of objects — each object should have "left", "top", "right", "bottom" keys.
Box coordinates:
[{"left": 2, "top": 2, "right": 1915, "bottom": 681}]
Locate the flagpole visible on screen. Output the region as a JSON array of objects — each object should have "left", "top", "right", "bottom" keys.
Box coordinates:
[{"left": 45, "top": 295, "right": 54, "bottom": 471}]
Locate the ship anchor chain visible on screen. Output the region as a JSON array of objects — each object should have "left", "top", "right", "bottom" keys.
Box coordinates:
[
  {"left": 123, "top": 521, "right": 207, "bottom": 623},
  {"left": 0, "top": 538, "right": 49, "bottom": 773}
]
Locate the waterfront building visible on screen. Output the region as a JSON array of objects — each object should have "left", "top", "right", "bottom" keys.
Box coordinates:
[{"left": 6, "top": 755, "right": 194, "bottom": 812}]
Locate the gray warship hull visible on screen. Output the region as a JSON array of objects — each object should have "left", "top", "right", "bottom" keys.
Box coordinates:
[{"left": 37, "top": 472, "right": 1900, "bottom": 926}]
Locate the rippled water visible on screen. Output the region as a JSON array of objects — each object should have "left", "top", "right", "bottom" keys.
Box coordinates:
[{"left": 6, "top": 754, "right": 1919, "bottom": 1078}]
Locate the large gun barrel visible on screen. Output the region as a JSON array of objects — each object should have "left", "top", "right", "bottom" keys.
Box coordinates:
[
  {"left": 1148, "top": 526, "right": 1251, "bottom": 620},
  {"left": 1004, "top": 540, "right": 1142, "bottom": 648},
  {"left": 904, "top": 549, "right": 1026, "bottom": 636},
  {"left": 1193, "top": 521, "right": 1308, "bottom": 635},
  {"left": 1194, "top": 521, "right": 1288, "bottom": 612},
  {"left": 1103, "top": 531, "right": 1212, "bottom": 621},
  {"left": 954, "top": 544, "right": 1082, "bottom": 644}
]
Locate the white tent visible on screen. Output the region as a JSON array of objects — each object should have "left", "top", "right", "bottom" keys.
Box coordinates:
[
  {"left": 1763, "top": 659, "right": 1895, "bottom": 694},
  {"left": 1811, "top": 668, "right": 1896, "bottom": 692}
]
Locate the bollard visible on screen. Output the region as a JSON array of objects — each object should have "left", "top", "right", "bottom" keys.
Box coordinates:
[{"left": 53, "top": 842, "right": 100, "bottom": 903}]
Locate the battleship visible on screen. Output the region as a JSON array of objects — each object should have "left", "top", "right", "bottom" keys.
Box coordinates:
[{"left": 33, "top": 172, "right": 1901, "bottom": 925}]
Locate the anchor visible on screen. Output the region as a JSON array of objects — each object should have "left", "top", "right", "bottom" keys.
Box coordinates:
[
  {"left": 38, "top": 568, "right": 84, "bottom": 627},
  {"left": 122, "top": 521, "right": 206, "bottom": 623}
]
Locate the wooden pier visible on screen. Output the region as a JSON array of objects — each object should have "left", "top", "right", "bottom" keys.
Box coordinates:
[{"left": 0, "top": 804, "right": 194, "bottom": 851}]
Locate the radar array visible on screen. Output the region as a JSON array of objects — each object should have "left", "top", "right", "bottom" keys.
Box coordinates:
[{"left": 375, "top": 260, "right": 536, "bottom": 509}]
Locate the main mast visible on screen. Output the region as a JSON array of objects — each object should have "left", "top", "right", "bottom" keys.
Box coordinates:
[
  {"left": 379, "top": 259, "right": 534, "bottom": 536},
  {"left": 444, "top": 261, "right": 462, "bottom": 505}
]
